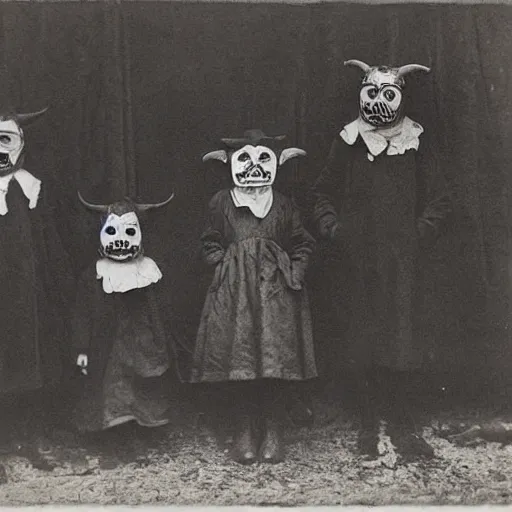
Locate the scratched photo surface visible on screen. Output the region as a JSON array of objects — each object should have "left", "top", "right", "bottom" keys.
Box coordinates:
[{"left": 0, "top": 0, "right": 512, "bottom": 506}]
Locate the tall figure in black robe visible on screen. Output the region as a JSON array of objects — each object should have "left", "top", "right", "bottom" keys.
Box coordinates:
[
  {"left": 191, "top": 130, "right": 317, "bottom": 464},
  {"left": 71, "top": 193, "right": 175, "bottom": 435},
  {"left": 313, "top": 60, "right": 451, "bottom": 460},
  {"left": 0, "top": 108, "right": 73, "bottom": 438}
]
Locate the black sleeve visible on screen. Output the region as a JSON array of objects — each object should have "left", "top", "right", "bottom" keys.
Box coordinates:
[
  {"left": 312, "top": 137, "right": 346, "bottom": 239},
  {"left": 289, "top": 199, "right": 316, "bottom": 285},
  {"left": 70, "top": 268, "right": 97, "bottom": 358},
  {"left": 200, "top": 192, "right": 227, "bottom": 266},
  {"left": 416, "top": 144, "right": 452, "bottom": 245}
]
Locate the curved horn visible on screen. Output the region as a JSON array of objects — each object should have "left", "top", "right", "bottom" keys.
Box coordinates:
[
  {"left": 203, "top": 150, "right": 228, "bottom": 164},
  {"left": 279, "top": 147, "right": 307, "bottom": 166},
  {"left": 344, "top": 60, "right": 372, "bottom": 73},
  {"left": 77, "top": 191, "right": 109, "bottom": 212},
  {"left": 397, "top": 64, "right": 431, "bottom": 78},
  {"left": 17, "top": 107, "right": 49, "bottom": 126},
  {"left": 136, "top": 192, "right": 175, "bottom": 212}
]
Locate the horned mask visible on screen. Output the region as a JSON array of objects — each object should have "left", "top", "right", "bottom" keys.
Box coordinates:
[
  {"left": 344, "top": 60, "right": 430, "bottom": 127},
  {"left": 202, "top": 129, "right": 306, "bottom": 188},
  {"left": 78, "top": 192, "right": 174, "bottom": 262},
  {"left": 0, "top": 108, "right": 48, "bottom": 176}
]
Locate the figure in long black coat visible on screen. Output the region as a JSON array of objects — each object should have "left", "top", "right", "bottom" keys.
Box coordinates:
[
  {"left": 313, "top": 60, "right": 451, "bottom": 460},
  {"left": 0, "top": 108, "right": 73, "bottom": 437}
]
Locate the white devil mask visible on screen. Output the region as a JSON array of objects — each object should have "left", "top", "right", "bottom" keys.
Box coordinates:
[
  {"left": 0, "top": 108, "right": 48, "bottom": 176},
  {"left": 202, "top": 129, "right": 306, "bottom": 189},
  {"left": 78, "top": 193, "right": 175, "bottom": 263},
  {"left": 101, "top": 211, "right": 142, "bottom": 261},
  {"left": 0, "top": 108, "right": 49, "bottom": 215},
  {"left": 78, "top": 193, "right": 174, "bottom": 293},
  {"left": 0, "top": 119, "right": 24, "bottom": 173},
  {"left": 230, "top": 145, "right": 277, "bottom": 187},
  {"left": 345, "top": 60, "right": 430, "bottom": 128}
]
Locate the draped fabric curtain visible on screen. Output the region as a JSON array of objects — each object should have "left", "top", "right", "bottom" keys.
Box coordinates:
[{"left": 2, "top": 1, "right": 511, "bottom": 386}]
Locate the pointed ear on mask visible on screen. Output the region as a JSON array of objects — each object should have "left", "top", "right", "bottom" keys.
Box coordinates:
[
  {"left": 203, "top": 150, "right": 228, "bottom": 164},
  {"left": 279, "top": 147, "right": 306, "bottom": 166}
]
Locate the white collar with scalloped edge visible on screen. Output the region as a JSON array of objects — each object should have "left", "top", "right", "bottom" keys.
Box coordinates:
[
  {"left": 96, "top": 256, "right": 162, "bottom": 294},
  {"left": 340, "top": 116, "right": 424, "bottom": 161}
]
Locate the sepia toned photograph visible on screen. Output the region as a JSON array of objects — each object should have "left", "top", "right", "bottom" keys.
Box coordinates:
[{"left": 0, "top": 0, "right": 511, "bottom": 506}]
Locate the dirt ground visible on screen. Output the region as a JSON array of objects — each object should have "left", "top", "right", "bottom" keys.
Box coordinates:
[{"left": 1, "top": 396, "right": 512, "bottom": 507}]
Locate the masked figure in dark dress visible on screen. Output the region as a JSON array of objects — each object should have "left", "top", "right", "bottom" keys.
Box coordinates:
[
  {"left": 191, "top": 130, "right": 317, "bottom": 464},
  {"left": 71, "top": 192, "right": 176, "bottom": 435}
]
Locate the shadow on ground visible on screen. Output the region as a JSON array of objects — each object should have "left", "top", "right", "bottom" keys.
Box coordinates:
[{"left": 1, "top": 377, "right": 512, "bottom": 505}]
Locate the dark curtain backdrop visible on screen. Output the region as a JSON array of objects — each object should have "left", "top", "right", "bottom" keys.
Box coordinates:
[{"left": 3, "top": 1, "right": 512, "bottom": 390}]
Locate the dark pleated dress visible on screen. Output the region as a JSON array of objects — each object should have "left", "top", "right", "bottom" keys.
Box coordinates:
[
  {"left": 71, "top": 263, "right": 172, "bottom": 432},
  {"left": 191, "top": 189, "right": 317, "bottom": 383}
]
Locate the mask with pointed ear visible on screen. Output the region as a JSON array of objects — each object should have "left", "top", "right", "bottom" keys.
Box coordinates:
[
  {"left": 203, "top": 129, "right": 306, "bottom": 188},
  {"left": 203, "top": 150, "right": 228, "bottom": 164},
  {"left": 0, "top": 107, "right": 48, "bottom": 176},
  {"left": 100, "top": 209, "right": 143, "bottom": 261},
  {"left": 279, "top": 147, "right": 307, "bottom": 166},
  {"left": 345, "top": 59, "right": 430, "bottom": 127},
  {"left": 229, "top": 145, "right": 307, "bottom": 187},
  {"left": 78, "top": 192, "right": 174, "bottom": 262}
]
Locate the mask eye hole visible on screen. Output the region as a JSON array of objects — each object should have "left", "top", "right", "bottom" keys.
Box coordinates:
[
  {"left": 367, "top": 87, "right": 378, "bottom": 99},
  {"left": 259, "top": 152, "right": 271, "bottom": 163},
  {"left": 0, "top": 135, "right": 11, "bottom": 144},
  {"left": 384, "top": 89, "right": 396, "bottom": 101},
  {"left": 126, "top": 228, "right": 136, "bottom": 236},
  {"left": 105, "top": 226, "right": 116, "bottom": 236},
  {"left": 237, "top": 152, "right": 251, "bottom": 162}
]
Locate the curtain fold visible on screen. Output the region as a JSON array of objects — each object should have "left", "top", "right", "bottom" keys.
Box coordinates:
[{"left": 1, "top": 0, "right": 511, "bottom": 382}]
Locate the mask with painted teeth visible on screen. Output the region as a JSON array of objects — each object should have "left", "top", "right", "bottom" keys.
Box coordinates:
[
  {"left": 77, "top": 193, "right": 175, "bottom": 263},
  {"left": 231, "top": 145, "right": 277, "bottom": 188},
  {"left": 343, "top": 59, "right": 431, "bottom": 128},
  {"left": 0, "top": 124, "right": 24, "bottom": 175},
  {"left": 100, "top": 211, "right": 143, "bottom": 262},
  {"left": 0, "top": 108, "right": 47, "bottom": 176},
  {"left": 202, "top": 129, "right": 307, "bottom": 189}
]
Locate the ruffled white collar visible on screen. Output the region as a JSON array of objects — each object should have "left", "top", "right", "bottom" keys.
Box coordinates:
[
  {"left": 340, "top": 116, "right": 424, "bottom": 161},
  {"left": 96, "top": 256, "right": 162, "bottom": 294},
  {"left": 0, "top": 169, "right": 41, "bottom": 215}
]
